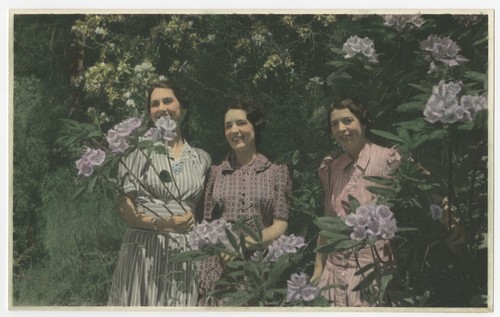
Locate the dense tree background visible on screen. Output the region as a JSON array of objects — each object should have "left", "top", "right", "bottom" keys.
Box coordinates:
[{"left": 12, "top": 13, "right": 489, "bottom": 307}]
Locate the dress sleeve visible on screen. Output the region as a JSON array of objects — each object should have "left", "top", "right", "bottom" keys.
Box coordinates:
[
  {"left": 386, "top": 147, "right": 402, "bottom": 172},
  {"left": 196, "top": 148, "right": 212, "bottom": 175},
  {"left": 271, "top": 164, "right": 292, "bottom": 221},
  {"left": 202, "top": 165, "right": 218, "bottom": 221},
  {"left": 117, "top": 149, "right": 141, "bottom": 195}
]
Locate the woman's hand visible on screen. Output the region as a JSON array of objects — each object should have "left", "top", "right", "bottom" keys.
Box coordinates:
[
  {"left": 310, "top": 270, "right": 322, "bottom": 285},
  {"left": 157, "top": 210, "right": 195, "bottom": 234}
]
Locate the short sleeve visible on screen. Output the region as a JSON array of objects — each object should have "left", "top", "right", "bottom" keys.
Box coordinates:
[
  {"left": 271, "top": 164, "right": 292, "bottom": 221},
  {"left": 386, "top": 147, "right": 402, "bottom": 172},
  {"left": 195, "top": 148, "right": 212, "bottom": 175},
  {"left": 118, "top": 149, "right": 141, "bottom": 195}
]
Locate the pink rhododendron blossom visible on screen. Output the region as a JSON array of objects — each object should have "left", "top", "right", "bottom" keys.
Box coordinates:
[
  {"left": 423, "top": 80, "right": 464, "bottom": 124},
  {"left": 75, "top": 147, "right": 106, "bottom": 176},
  {"left": 460, "top": 95, "right": 488, "bottom": 121},
  {"left": 345, "top": 204, "right": 398, "bottom": 241},
  {"left": 286, "top": 273, "right": 320, "bottom": 303},
  {"left": 155, "top": 115, "right": 177, "bottom": 141},
  {"left": 342, "top": 35, "right": 378, "bottom": 63},
  {"left": 265, "top": 234, "right": 305, "bottom": 262},
  {"left": 188, "top": 219, "right": 236, "bottom": 251},
  {"left": 383, "top": 14, "right": 425, "bottom": 31},
  {"left": 420, "top": 35, "right": 468, "bottom": 72},
  {"left": 430, "top": 204, "right": 443, "bottom": 221},
  {"left": 106, "top": 117, "right": 142, "bottom": 153}
]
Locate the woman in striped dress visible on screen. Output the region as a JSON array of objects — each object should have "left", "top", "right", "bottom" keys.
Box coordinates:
[
  {"left": 311, "top": 98, "right": 401, "bottom": 307},
  {"left": 108, "top": 80, "right": 211, "bottom": 306}
]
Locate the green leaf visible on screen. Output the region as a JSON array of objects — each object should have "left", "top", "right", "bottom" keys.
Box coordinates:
[
  {"left": 352, "top": 270, "right": 377, "bottom": 292},
  {"left": 224, "top": 291, "right": 255, "bottom": 306},
  {"left": 396, "top": 119, "right": 427, "bottom": 131},
  {"left": 396, "top": 101, "right": 425, "bottom": 113},
  {"left": 354, "top": 263, "right": 375, "bottom": 276},
  {"left": 363, "top": 176, "right": 395, "bottom": 186},
  {"left": 314, "top": 217, "right": 349, "bottom": 233},
  {"left": 370, "top": 129, "right": 407, "bottom": 144},
  {"left": 238, "top": 222, "right": 262, "bottom": 245},
  {"left": 409, "top": 83, "right": 431, "bottom": 93},
  {"left": 291, "top": 150, "right": 300, "bottom": 166},
  {"left": 378, "top": 273, "right": 394, "bottom": 304},
  {"left": 319, "top": 230, "right": 350, "bottom": 242},
  {"left": 169, "top": 250, "right": 210, "bottom": 263},
  {"left": 315, "top": 239, "right": 363, "bottom": 253},
  {"left": 265, "top": 255, "right": 290, "bottom": 288},
  {"left": 348, "top": 194, "right": 360, "bottom": 211},
  {"left": 158, "top": 170, "right": 172, "bottom": 183},
  {"left": 366, "top": 186, "right": 394, "bottom": 196},
  {"left": 224, "top": 227, "right": 241, "bottom": 255},
  {"left": 464, "top": 71, "right": 486, "bottom": 83},
  {"left": 154, "top": 144, "right": 167, "bottom": 155}
]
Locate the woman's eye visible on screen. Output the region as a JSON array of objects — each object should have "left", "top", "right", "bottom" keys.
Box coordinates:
[{"left": 162, "top": 98, "right": 173, "bottom": 104}]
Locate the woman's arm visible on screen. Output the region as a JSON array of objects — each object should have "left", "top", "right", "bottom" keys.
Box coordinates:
[
  {"left": 116, "top": 194, "right": 194, "bottom": 234},
  {"left": 245, "top": 218, "right": 288, "bottom": 248},
  {"left": 311, "top": 235, "right": 328, "bottom": 283}
]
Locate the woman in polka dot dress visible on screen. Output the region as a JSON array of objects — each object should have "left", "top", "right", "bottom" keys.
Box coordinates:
[{"left": 197, "top": 98, "right": 292, "bottom": 306}]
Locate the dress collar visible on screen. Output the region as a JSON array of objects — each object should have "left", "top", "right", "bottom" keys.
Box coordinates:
[
  {"left": 221, "top": 152, "right": 271, "bottom": 173},
  {"left": 337, "top": 142, "right": 372, "bottom": 170}
]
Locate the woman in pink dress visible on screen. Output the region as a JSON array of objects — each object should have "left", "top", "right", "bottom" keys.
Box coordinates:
[{"left": 311, "top": 98, "right": 401, "bottom": 307}]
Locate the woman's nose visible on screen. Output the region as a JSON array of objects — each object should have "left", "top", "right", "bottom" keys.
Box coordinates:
[{"left": 229, "top": 124, "right": 238, "bottom": 133}]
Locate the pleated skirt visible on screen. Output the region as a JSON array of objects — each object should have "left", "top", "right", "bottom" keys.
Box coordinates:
[{"left": 108, "top": 227, "right": 197, "bottom": 306}]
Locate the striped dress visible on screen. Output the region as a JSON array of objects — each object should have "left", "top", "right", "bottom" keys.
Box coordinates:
[
  {"left": 108, "top": 141, "right": 211, "bottom": 306},
  {"left": 317, "top": 142, "right": 401, "bottom": 307}
]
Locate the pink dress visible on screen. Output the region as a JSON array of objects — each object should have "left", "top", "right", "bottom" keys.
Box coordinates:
[{"left": 317, "top": 142, "right": 401, "bottom": 307}]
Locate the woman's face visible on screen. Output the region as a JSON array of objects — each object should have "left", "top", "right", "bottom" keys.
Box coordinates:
[
  {"left": 149, "top": 87, "right": 182, "bottom": 123},
  {"left": 330, "top": 107, "right": 366, "bottom": 151},
  {"left": 224, "top": 109, "right": 256, "bottom": 154}
]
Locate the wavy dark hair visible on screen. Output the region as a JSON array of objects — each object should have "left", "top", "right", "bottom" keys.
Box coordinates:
[
  {"left": 327, "top": 98, "right": 373, "bottom": 133},
  {"left": 225, "top": 98, "right": 265, "bottom": 148}
]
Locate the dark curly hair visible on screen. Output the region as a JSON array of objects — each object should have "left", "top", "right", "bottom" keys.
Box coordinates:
[
  {"left": 225, "top": 98, "right": 265, "bottom": 148},
  {"left": 327, "top": 98, "right": 373, "bottom": 133}
]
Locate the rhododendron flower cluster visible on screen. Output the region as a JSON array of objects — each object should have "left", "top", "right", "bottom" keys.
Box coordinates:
[
  {"left": 188, "top": 219, "right": 236, "bottom": 251},
  {"left": 106, "top": 117, "right": 142, "bottom": 153},
  {"left": 75, "top": 147, "right": 106, "bottom": 176},
  {"left": 342, "top": 35, "right": 378, "bottom": 63},
  {"left": 430, "top": 204, "right": 443, "bottom": 221},
  {"left": 286, "top": 273, "right": 319, "bottom": 303},
  {"left": 420, "top": 35, "right": 468, "bottom": 72},
  {"left": 345, "top": 204, "right": 398, "bottom": 241},
  {"left": 383, "top": 14, "right": 425, "bottom": 31},
  {"left": 423, "top": 80, "right": 487, "bottom": 124},
  {"left": 144, "top": 115, "right": 177, "bottom": 142},
  {"left": 264, "top": 234, "right": 305, "bottom": 262}
]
